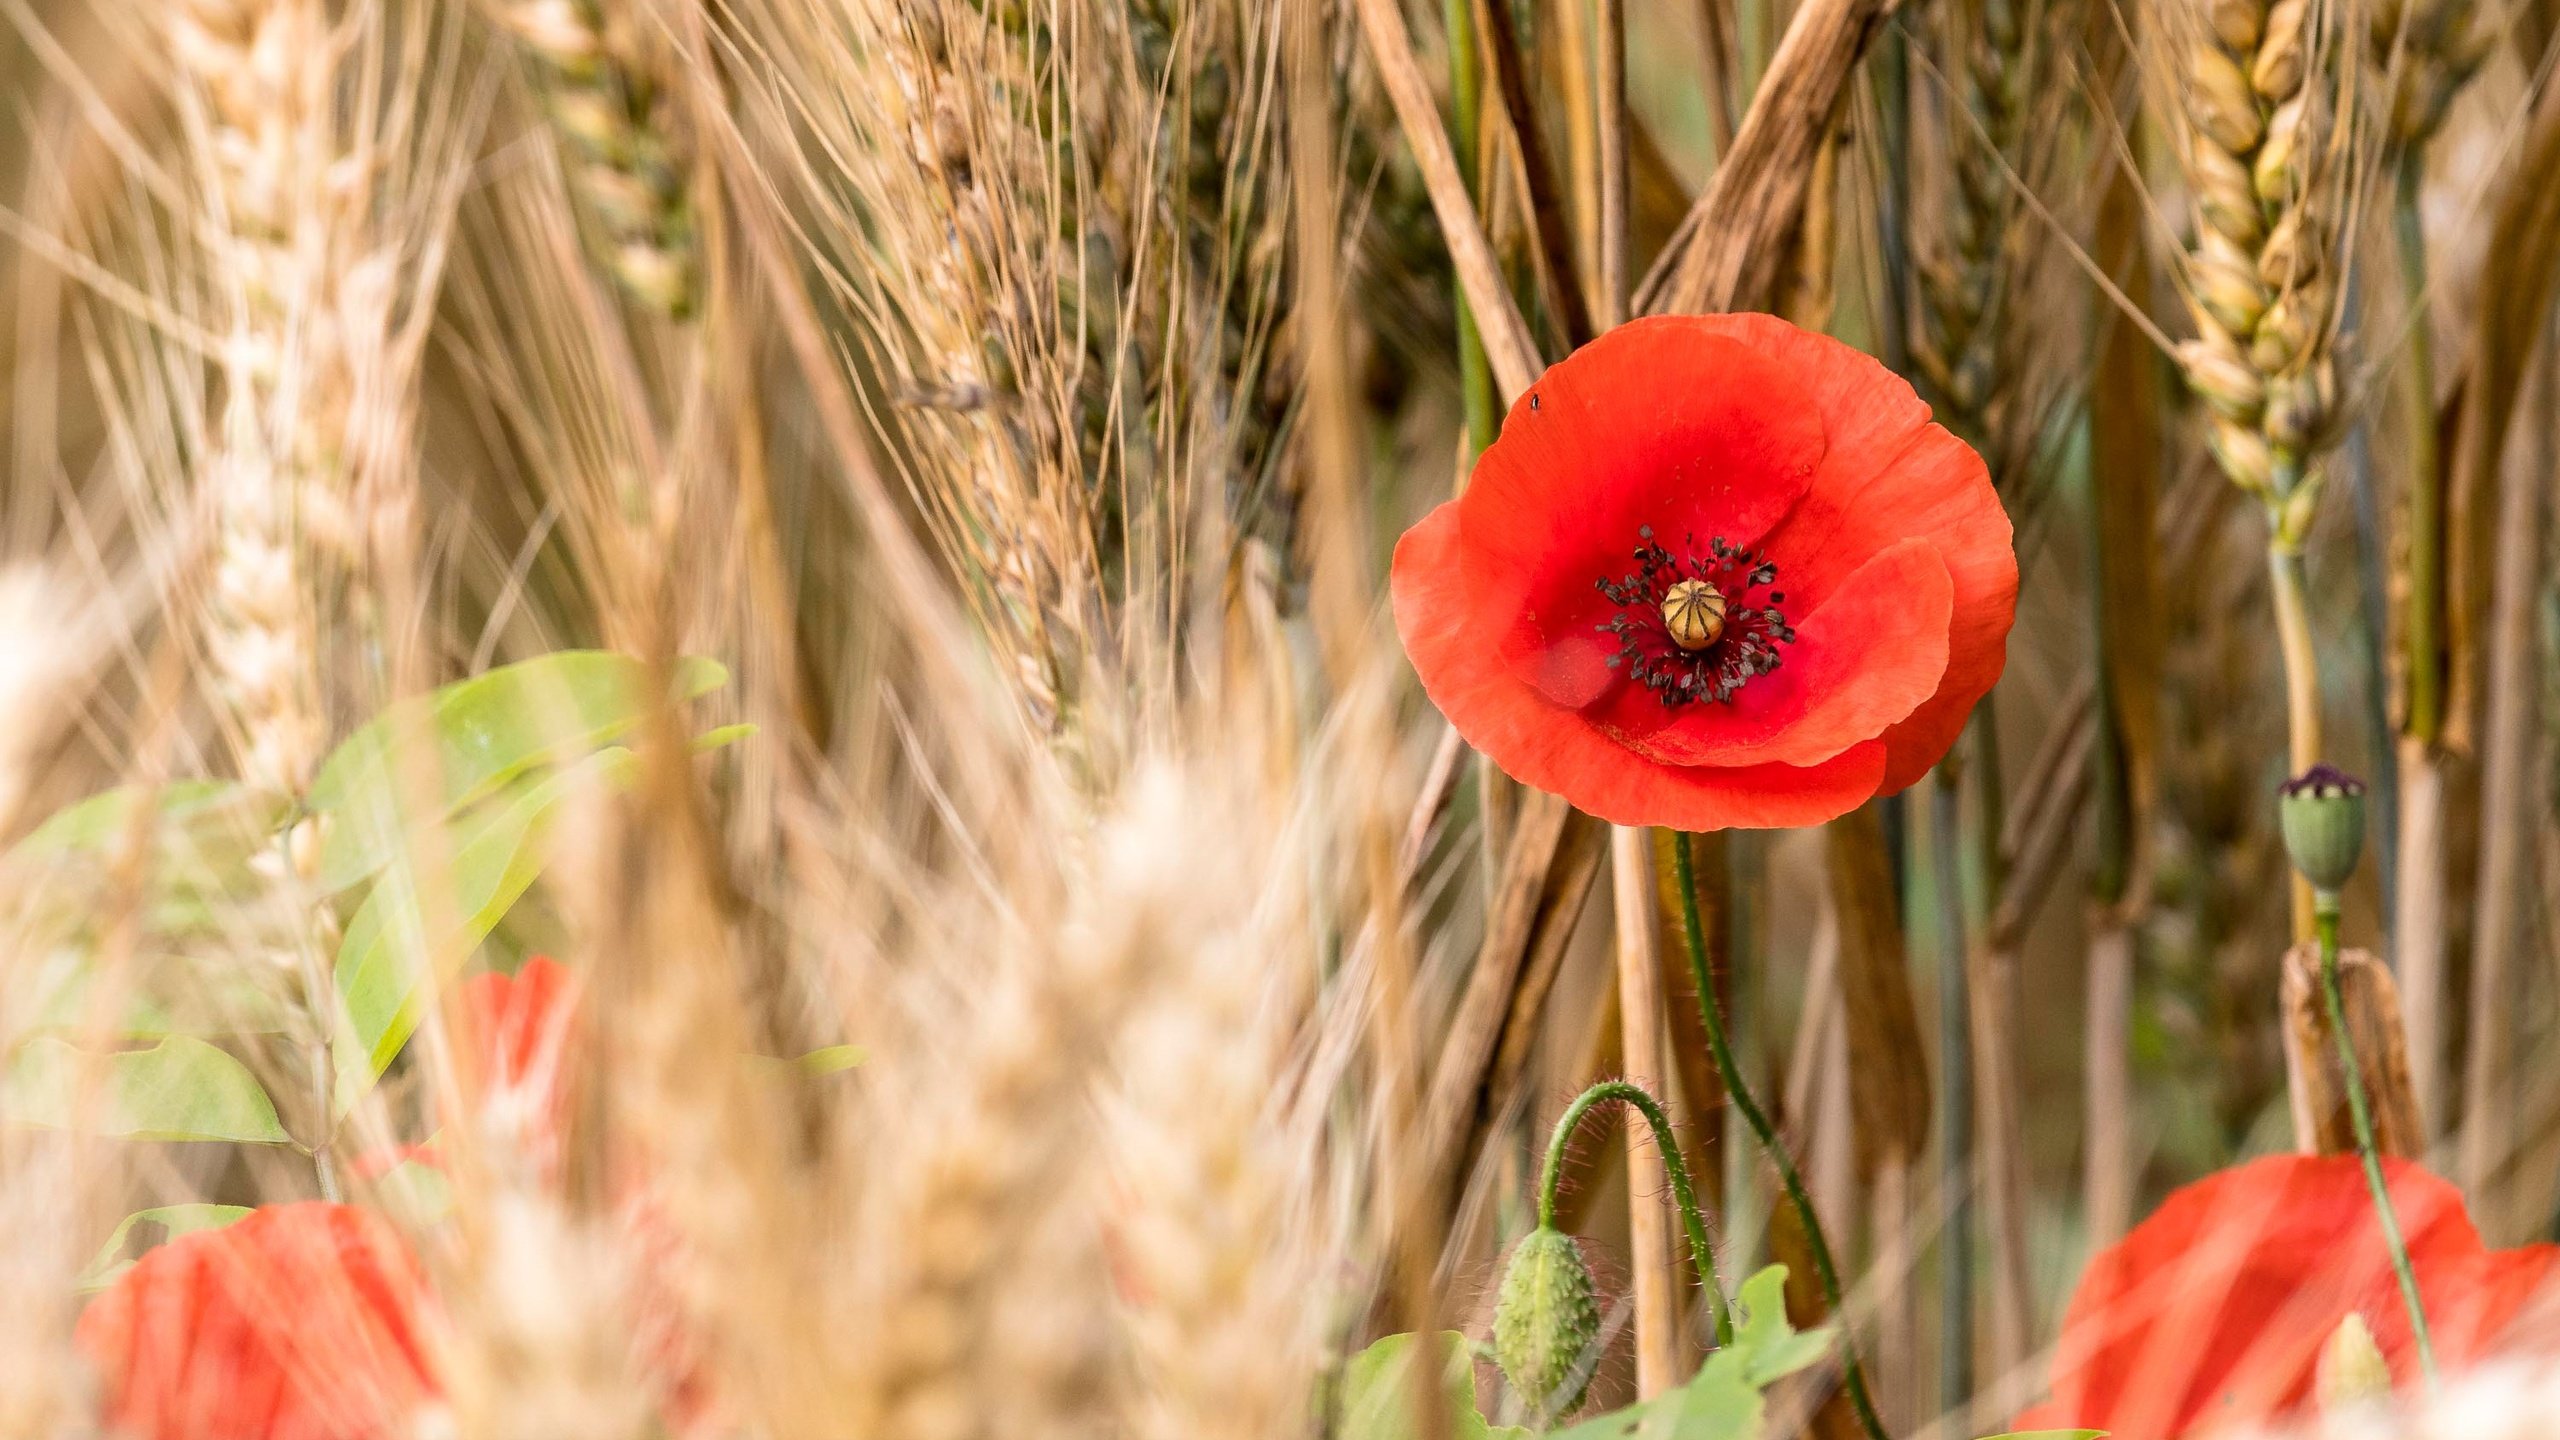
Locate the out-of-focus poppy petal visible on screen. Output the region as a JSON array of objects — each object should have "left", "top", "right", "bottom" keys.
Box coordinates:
[
  {"left": 2037, "top": 1156, "right": 2485, "bottom": 1440},
  {"left": 77, "top": 1202, "right": 439, "bottom": 1440}
]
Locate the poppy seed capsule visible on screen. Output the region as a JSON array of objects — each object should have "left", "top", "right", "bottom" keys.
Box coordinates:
[
  {"left": 2280, "top": 763, "right": 2367, "bottom": 893},
  {"left": 1493, "top": 1227, "right": 1601, "bottom": 1421},
  {"left": 1662, "top": 579, "right": 1728, "bottom": 651}
]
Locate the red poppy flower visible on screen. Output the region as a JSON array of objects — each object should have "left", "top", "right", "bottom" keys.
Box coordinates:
[
  {"left": 2024, "top": 1155, "right": 2560, "bottom": 1440},
  {"left": 77, "top": 1202, "right": 440, "bottom": 1440},
  {"left": 454, "top": 955, "right": 579, "bottom": 1172},
  {"left": 1391, "top": 314, "right": 2014, "bottom": 830}
]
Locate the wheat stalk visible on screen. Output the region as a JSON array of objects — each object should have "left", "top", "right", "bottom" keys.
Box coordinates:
[{"left": 2167, "top": 0, "right": 2364, "bottom": 938}]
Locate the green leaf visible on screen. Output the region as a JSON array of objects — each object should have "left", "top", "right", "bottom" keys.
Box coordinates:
[
  {"left": 797, "top": 1044, "right": 868, "bottom": 1076},
  {"left": 1549, "top": 1267, "right": 1835, "bottom": 1440},
  {"left": 1729, "top": 1266, "right": 1834, "bottom": 1387},
  {"left": 5, "top": 1036, "right": 290, "bottom": 1143},
  {"left": 79, "top": 1204, "right": 252, "bottom": 1290},
  {"left": 1340, "top": 1331, "right": 1524, "bottom": 1440},
  {"left": 306, "top": 651, "right": 726, "bottom": 895},
  {"left": 14, "top": 780, "right": 277, "bottom": 859},
  {"left": 335, "top": 749, "right": 634, "bottom": 1086}
]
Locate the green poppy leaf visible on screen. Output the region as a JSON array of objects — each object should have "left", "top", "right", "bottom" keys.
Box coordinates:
[
  {"left": 306, "top": 651, "right": 726, "bottom": 895},
  {"left": 5, "top": 1036, "right": 290, "bottom": 1143},
  {"left": 78, "top": 1203, "right": 253, "bottom": 1291},
  {"left": 335, "top": 748, "right": 635, "bottom": 1090},
  {"left": 1340, "top": 1331, "right": 1512, "bottom": 1440}
]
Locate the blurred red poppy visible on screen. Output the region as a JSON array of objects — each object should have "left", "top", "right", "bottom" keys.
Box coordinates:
[
  {"left": 349, "top": 956, "right": 580, "bottom": 1183},
  {"left": 1391, "top": 313, "right": 2014, "bottom": 830},
  {"left": 2024, "top": 1154, "right": 2560, "bottom": 1440},
  {"left": 455, "top": 954, "right": 580, "bottom": 1175},
  {"left": 77, "top": 1202, "right": 439, "bottom": 1440}
]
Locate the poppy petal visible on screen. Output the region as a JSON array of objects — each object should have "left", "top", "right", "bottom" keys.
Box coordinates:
[
  {"left": 1459, "top": 321, "right": 1826, "bottom": 589},
  {"left": 77, "top": 1202, "right": 439, "bottom": 1440},
  {"left": 1698, "top": 313, "right": 2015, "bottom": 792},
  {"left": 2036, "top": 1155, "right": 2483, "bottom": 1440},
  {"left": 1595, "top": 537, "right": 1954, "bottom": 770},
  {"left": 1395, "top": 506, "right": 1888, "bottom": 830}
]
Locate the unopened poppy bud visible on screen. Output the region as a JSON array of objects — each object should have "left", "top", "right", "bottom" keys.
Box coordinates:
[
  {"left": 2280, "top": 764, "right": 2367, "bottom": 893},
  {"left": 1662, "top": 580, "right": 1727, "bottom": 651},
  {"left": 1493, "top": 1227, "right": 1601, "bottom": 1422},
  {"left": 2315, "top": 1312, "right": 2391, "bottom": 1410}
]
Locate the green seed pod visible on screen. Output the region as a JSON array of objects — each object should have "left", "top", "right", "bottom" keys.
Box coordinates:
[
  {"left": 1493, "top": 1227, "right": 1602, "bottom": 1423},
  {"left": 2280, "top": 764, "right": 2368, "bottom": 893},
  {"left": 2315, "top": 1313, "right": 2392, "bottom": 1410}
]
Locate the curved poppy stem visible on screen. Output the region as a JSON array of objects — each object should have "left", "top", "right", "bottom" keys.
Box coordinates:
[
  {"left": 2315, "top": 890, "right": 2437, "bottom": 1385},
  {"left": 1539, "top": 1079, "right": 1733, "bottom": 1345},
  {"left": 1672, "top": 831, "right": 1889, "bottom": 1440}
]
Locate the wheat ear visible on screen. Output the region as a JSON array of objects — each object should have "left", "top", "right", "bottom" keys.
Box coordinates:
[
  {"left": 2172, "top": 0, "right": 2346, "bottom": 541},
  {"left": 490, "top": 0, "right": 699, "bottom": 318}
]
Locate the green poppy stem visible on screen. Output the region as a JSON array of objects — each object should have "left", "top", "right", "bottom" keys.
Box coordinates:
[
  {"left": 1538, "top": 1079, "right": 1732, "bottom": 1345},
  {"left": 2314, "top": 889, "right": 2437, "bottom": 1384},
  {"left": 1672, "top": 831, "right": 1890, "bottom": 1440}
]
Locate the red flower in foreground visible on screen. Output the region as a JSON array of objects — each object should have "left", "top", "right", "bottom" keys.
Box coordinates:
[
  {"left": 1392, "top": 314, "right": 2015, "bottom": 830},
  {"left": 77, "top": 1202, "right": 440, "bottom": 1440},
  {"left": 2024, "top": 1155, "right": 2560, "bottom": 1440}
]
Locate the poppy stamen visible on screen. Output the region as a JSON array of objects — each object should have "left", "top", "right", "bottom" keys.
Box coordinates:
[{"left": 1594, "top": 528, "right": 1796, "bottom": 709}]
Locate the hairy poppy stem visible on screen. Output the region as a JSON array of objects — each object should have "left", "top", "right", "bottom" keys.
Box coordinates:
[
  {"left": 2314, "top": 890, "right": 2437, "bottom": 1384},
  {"left": 1673, "top": 831, "right": 1890, "bottom": 1440},
  {"left": 1538, "top": 1079, "right": 1733, "bottom": 1345}
]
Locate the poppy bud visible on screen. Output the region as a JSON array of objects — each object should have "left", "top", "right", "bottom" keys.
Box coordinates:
[
  {"left": 1662, "top": 580, "right": 1728, "bottom": 652},
  {"left": 2280, "top": 764, "right": 2367, "bottom": 893},
  {"left": 2314, "top": 1312, "right": 2391, "bottom": 1410},
  {"left": 1492, "top": 1227, "right": 1601, "bottom": 1422}
]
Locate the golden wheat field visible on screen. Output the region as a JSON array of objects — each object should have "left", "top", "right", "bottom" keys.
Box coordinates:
[{"left": 0, "top": 0, "right": 2558, "bottom": 1435}]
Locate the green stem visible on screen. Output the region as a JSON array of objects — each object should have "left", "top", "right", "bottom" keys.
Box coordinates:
[
  {"left": 2394, "top": 149, "right": 2443, "bottom": 749},
  {"left": 2315, "top": 891, "right": 2437, "bottom": 1384},
  {"left": 2269, "top": 543, "right": 2322, "bottom": 942},
  {"left": 1444, "top": 0, "right": 1499, "bottom": 456},
  {"left": 1673, "top": 832, "right": 1890, "bottom": 1440},
  {"left": 1539, "top": 1079, "right": 1733, "bottom": 1345},
  {"left": 1930, "top": 771, "right": 1973, "bottom": 1410}
]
